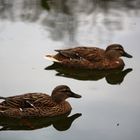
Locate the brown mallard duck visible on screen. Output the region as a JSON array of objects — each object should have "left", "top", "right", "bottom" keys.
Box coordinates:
[
  {"left": 0, "top": 85, "right": 81, "bottom": 118},
  {"left": 45, "top": 44, "right": 132, "bottom": 70}
]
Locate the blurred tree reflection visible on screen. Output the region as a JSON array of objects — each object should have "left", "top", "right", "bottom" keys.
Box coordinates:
[
  {"left": 41, "top": 0, "right": 51, "bottom": 10},
  {"left": 0, "top": 0, "right": 139, "bottom": 42},
  {"left": 0, "top": 0, "right": 139, "bottom": 22}
]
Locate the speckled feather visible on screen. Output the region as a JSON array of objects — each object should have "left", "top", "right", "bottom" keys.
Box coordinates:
[
  {"left": 0, "top": 101, "right": 71, "bottom": 118},
  {"left": 0, "top": 93, "right": 56, "bottom": 108},
  {"left": 55, "top": 47, "right": 104, "bottom": 62}
]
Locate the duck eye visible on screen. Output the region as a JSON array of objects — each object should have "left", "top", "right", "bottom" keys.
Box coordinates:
[{"left": 116, "top": 48, "right": 124, "bottom": 53}]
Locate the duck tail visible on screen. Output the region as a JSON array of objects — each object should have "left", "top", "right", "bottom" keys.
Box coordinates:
[{"left": 44, "top": 55, "right": 60, "bottom": 62}]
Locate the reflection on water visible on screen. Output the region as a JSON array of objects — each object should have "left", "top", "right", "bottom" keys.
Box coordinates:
[
  {"left": 0, "top": 0, "right": 139, "bottom": 140},
  {"left": 45, "top": 63, "right": 132, "bottom": 85},
  {"left": 0, "top": 112, "right": 81, "bottom": 131},
  {"left": 0, "top": 0, "right": 140, "bottom": 43}
]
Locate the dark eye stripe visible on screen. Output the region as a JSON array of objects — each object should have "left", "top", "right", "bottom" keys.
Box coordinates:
[
  {"left": 61, "top": 88, "right": 70, "bottom": 92},
  {"left": 114, "top": 47, "right": 123, "bottom": 51}
]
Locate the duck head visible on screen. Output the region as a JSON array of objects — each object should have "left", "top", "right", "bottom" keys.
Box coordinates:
[
  {"left": 51, "top": 85, "right": 81, "bottom": 103},
  {"left": 105, "top": 44, "right": 133, "bottom": 59}
]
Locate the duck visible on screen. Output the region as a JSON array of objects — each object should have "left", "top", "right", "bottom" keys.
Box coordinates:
[
  {"left": 45, "top": 44, "right": 132, "bottom": 70},
  {"left": 0, "top": 85, "right": 81, "bottom": 118}
]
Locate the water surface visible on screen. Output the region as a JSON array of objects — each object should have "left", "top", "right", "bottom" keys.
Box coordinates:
[{"left": 0, "top": 0, "right": 140, "bottom": 140}]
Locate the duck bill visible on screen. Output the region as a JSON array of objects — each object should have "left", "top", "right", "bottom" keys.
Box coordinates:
[
  {"left": 70, "top": 91, "right": 82, "bottom": 98},
  {"left": 123, "top": 51, "right": 133, "bottom": 58}
]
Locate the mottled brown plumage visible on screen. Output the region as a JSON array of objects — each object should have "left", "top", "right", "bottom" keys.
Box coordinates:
[
  {"left": 0, "top": 85, "right": 81, "bottom": 118},
  {"left": 45, "top": 44, "right": 132, "bottom": 70}
]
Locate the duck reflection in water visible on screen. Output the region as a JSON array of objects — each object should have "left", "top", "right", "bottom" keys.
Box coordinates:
[
  {"left": 0, "top": 112, "right": 81, "bottom": 131},
  {"left": 45, "top": 64, "right": 132, "bottom": 85}
]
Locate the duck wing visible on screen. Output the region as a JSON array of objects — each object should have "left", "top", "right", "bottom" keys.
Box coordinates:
[
  {"left": 55, "top": 49, "right": 81, "bottom": 59},
  {"left": 0, "top": 93, "right": 55, "bottom": 109},
  {"left": 55, "top": 47, "right": 105, "bottom": 62}
]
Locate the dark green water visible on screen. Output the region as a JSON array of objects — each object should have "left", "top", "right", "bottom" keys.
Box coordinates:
[{"left": 0, "top": 0, "right": 139, "bottom": 140}]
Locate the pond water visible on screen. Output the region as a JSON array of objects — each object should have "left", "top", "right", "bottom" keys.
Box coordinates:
[{"left": 0, "top": 0, "right": 140, "bottom": 140}]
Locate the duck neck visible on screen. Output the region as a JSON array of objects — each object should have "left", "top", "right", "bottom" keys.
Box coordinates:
[
  {"left": 52, "top": 94, "right": 67, "bottom": 104},
  {"left": 52, "top": 98, "right": 65, "bottom": 104},
  {"left": 105, "top": 50, "right": 121, "bottom": 60}
]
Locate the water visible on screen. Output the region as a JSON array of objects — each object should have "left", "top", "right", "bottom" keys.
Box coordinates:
[{"left": 0, "top": 0, "right": 140, "bottom": 140}]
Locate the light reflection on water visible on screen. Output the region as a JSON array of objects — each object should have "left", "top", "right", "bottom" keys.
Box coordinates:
[{"left": 0, "top": 0, "right": 140, "bottom": 140}]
